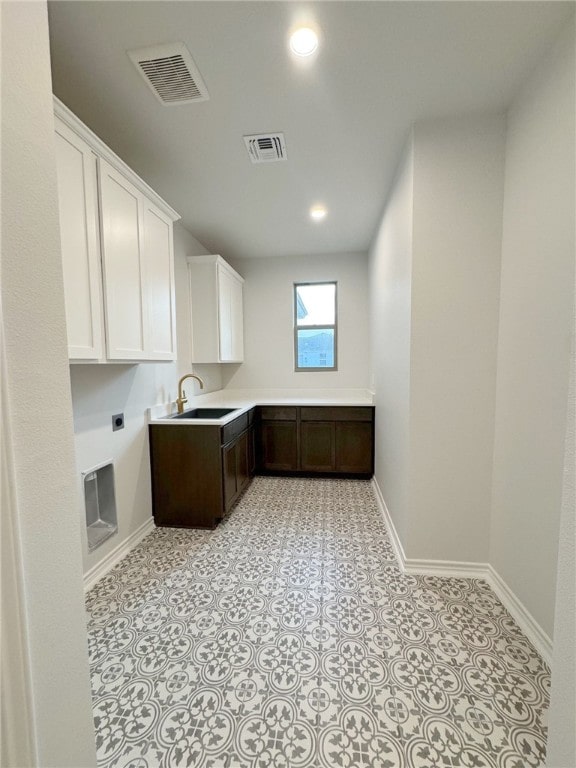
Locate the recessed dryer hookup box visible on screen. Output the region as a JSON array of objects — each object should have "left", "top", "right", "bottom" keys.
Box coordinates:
[{"left": 83, "top": 460, "right": 118, "bottom": 552}]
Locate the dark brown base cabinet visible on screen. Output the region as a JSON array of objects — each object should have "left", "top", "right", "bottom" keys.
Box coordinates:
[
  {"left": 223, "top": 429, "right": 249, "bottom": 511},
  {"left": 149, "top": 405, "right": 374, "bottom": 529},
  {"left": 149, "top": 409, "right": 255, "bottom": 529},
  {"left": 257, "top": 406, "right": 374, "bottom": 478},
  {"left": 258, "top": 407, "right": 298, "bottom": 471}
]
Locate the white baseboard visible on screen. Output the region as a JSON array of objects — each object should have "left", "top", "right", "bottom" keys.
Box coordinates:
[
  {"left": 370, "top": 478, "right": 407, "bottom": 568},
  {"left": 403, "top": 557, "right": 491, "bottom": 580},
  {"left": 84, "top": 517, "right": 155, "bottom": 592},
  {"left": 485, "top": 565, "right": 552, "bottom": 664},
  {"left": 371, "top": 477, "right": 552, "bottom": 665}
]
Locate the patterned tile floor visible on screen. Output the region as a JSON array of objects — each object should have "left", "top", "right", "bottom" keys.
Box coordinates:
[{"left": 86, "top": 477, "right": 550, "bottom": 768}]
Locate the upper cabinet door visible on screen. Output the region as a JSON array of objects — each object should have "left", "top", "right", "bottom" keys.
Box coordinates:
[
  {"left": 217, "top": 264, "right": 234, "bottom": 361},
  {"left": 188, "top": 255, "right": 244, "bottom": 364},
  {"left": 217, "top": 263, "right": 244, "bottom": 362},
  {"left": 98, "top": 158, "right": 147, "bottom": 360},
  {"left": 142, "top": 201, "right": 176, "bottom": 360},
  {"left": 230, "top": 273, "right": 244, "bottom": 362},
  {"left": 54, "top": 119, "right": 103, "bottom": 360},
  {"left": 54, "top": 98, "right": 179, "bottom": 363}
]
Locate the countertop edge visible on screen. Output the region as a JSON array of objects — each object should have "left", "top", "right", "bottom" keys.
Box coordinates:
[{"left": 149, "top": 389, "right": 374, "bottom": 425}]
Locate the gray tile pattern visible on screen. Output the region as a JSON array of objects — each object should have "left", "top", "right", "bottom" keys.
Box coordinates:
[{"left": 86, "top": 477, "right": 550, "bottom": 767}]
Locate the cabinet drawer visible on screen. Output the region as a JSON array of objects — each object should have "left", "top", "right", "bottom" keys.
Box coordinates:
[
  {"left": 259, "top": 406, "right": 297, "bottom": 421},
  {"left": 221, "top": 412, "right": 248, "bottom": 445},
  {"left": 300, "top": 406, "right": 374, "bottom": 422}
]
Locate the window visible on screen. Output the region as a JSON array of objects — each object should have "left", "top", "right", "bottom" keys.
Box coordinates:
[{"left": 294, "top": 282, "right": 337, "bottom": 371}]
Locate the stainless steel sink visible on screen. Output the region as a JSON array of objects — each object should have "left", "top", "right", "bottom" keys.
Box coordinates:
[{"left": 170, "top": 407, "right": 238, "bottom": 420}]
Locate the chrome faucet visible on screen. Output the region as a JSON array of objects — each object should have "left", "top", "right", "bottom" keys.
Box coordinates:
[{"left": 176, "top": 373, "right": 204, "bottom": 414}]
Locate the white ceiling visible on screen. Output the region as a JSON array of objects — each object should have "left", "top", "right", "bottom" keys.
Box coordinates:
[{"left": 48, "top": 1, "right": 573, "bottom": 260}]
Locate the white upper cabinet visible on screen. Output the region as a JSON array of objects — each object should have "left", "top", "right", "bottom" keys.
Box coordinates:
[
  {"left": 142, "top": 200, "right": 176, "bottom": 360},
  {"left": 99, "top": 159, "right": 147, "bottom": 360},
  {"left": 217, "top": 262, "right": 244, "bottom": 362},
  {"left": 188, "top": 255, "right": 244, "bottom": 363},
  {"left": 54, "top": 118, "right": 103, "bottom": 360},
  {"left": 54, "top": 98, "right": 179, "bottom": 363}
]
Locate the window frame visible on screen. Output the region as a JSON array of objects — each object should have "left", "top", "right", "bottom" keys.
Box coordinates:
[{"left": 293, "top": 281, "right": 338, "bottom": 372}]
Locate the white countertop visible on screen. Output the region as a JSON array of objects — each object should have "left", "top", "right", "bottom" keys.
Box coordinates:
[{"left": 149, "top": 388, "right": 374, "bottom": 425}]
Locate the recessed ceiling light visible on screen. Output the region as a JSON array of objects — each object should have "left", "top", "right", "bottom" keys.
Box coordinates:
[
  {"left": 290, "top": 27, "right": 319, "bottom": 57},
  {"left": 310, "top": 205, "right": 327, "bottom": 221}
]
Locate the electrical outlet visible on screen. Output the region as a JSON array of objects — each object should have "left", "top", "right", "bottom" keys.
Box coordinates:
[{"left": 112, "top": 413, "right": 124, "bottom": 431}]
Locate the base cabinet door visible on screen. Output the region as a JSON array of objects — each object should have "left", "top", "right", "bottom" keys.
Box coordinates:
[
  {"left": 223, "top": 430, "right": 250, "bottom": 512},
  {"left": 300, "top": 422, "right": 335, "bottom": 472},
  {"left": 223, "top": 442, "right": 238, "bottom": 512},
  {"left": 256, "top": 406, "right": 374, "bottom": 477},
  {"left": 149, "top": 425, "right": 223, "bottom": 528},
  {"left": 248, "top": 425, "right": 256, "bottom": 476},
  {"left": 150, "top": 417, "right": 254, "bottom": 528},
  {"left": 236, "top": 431, "right": 249, "bottom": 492},
  {"left": 259, "top": 422, "right": 298, "bottom": 472},
  {"left": 335, "top": 422, "right": 374, "bottom": 474}
]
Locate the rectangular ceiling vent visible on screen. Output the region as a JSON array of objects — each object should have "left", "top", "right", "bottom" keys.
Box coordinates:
[
  {"left": 244, "top": 133, "right": 287, "bottom": 164},
  {"left": 127, "top": 42, "right": 209, "bottom": 105}
]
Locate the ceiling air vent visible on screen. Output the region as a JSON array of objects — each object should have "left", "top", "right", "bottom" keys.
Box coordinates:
[
  {"left": 244, "top": 133, "right": 287, "bottom": 164},
  {"left": 127, "top": 42, "right": 209, "bottom": 105}
]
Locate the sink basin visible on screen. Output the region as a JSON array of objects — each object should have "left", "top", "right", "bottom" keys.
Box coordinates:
[{"left": 170, "top": 407, "right": 238, "bottom": 420}]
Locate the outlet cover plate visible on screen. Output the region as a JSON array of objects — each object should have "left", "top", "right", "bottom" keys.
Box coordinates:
[{"left": 112, "top": 413, "right": 124, "bottom": 431}]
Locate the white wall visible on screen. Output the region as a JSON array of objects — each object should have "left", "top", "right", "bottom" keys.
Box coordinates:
[
  {"left": 409, "top": 115, "right": 505, "bottom": 562},
  {"left": 369, "top": 117, "right": 505, "bottom": 565},
  {"left": 222, "top": 253, "right": 370, "bottom": 390},
  {"left": 546, "top": 326, "right": 575, "bottom": 767},
  {"left": 1, "top": 327, "right": 35, "bottom": 768},
  {"left": 368, "top": 20, "right": 573, "bottom": 657},
  {"left": 0, "top": 2, "right": 96, "bottom": 764},
  {"left": 72, "top": 223, "right": 214, "bottom": 576},
  {"left": 489, "top": 25, "right": 575, "bottom": 639},
  {"left": 368, "top": 138, "right": 414, "bottom": 545}
]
